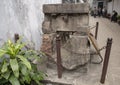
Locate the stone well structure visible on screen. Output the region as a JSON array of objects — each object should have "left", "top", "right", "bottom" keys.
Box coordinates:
[{"left": 41, "top": 3, "right": 90, "bottom": 70}]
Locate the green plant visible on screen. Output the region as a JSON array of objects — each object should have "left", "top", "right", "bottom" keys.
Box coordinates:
[{"left": 0, "top": 39, "right": 45, "bottom": 85}]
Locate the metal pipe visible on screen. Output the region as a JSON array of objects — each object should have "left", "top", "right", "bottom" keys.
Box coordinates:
[
  {"left": 100, "top": 38, "right": 113, "bottom": 84},
  {"left": 56, "top": 35, "right": 62, "bottom": 78},
  {"left": 95, "top": 22, "right": 99, "bottom": 40}
]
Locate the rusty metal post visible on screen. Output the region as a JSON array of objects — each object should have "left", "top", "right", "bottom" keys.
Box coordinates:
[
  {"left": 95, "top": 22, "right": 99, "bottom": 40},
  {"left": 100, "top": 38, "right": 113, "bottom": 84},
  {"left": 14, "top": 34, "right": 19, "bottom": 43},
  {"left": 56, "top": 35, "right": 62, "bottom": 78}
]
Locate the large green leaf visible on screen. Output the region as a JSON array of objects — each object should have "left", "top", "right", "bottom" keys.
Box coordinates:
[
  {"left": 30, "top": 72, "right": 44, "bottom": 85},
  {"left": 4, "top": 40, "right": 16, "bottom": 57},
  {"left": 10, "top": 59, "right": 19, "bottom": 78},
  {"left": 1, "top": 61, "right": 8, "bottom": 73},
  {"left": 2, "top": 71, "right": 11, "bottom": 79},
  {"left": 9, "top": 75, "right": 20, "bottom": 85},
  {"left": 17, "top": 55, "right": 31, "bottom": 70},
  {"left": 0, "top": 78, "right": 9, "bottom": 84},
  {"left": 14, "top": 43, "right": 25, "bottom": 55},
  {"left": 21, "top": 65, "right": 28, "bottom": 76},
  {"left": 0, "top": 49, "right": 7, "bottom": 58},
  {"left": 23, "top": 74, "right": 31, "bottom": 84},
  {"left": 7, "top": 46, "right": 15, "bottom": 57}
]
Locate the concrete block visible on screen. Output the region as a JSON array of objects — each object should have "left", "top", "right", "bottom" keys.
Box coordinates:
[{"left": 43, "top": 3, "right": 89, "bottom": 14}]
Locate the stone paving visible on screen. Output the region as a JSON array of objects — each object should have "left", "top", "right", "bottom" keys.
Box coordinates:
[
  {"left": 45, "top": 16, "right": 120, "bottom": 85},
  {"left": 89, "top": 16, "right": 120, "bottom": 85}
]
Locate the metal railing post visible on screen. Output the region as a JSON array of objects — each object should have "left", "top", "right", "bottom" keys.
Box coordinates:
[
  {"left": 95, "top": 22, "right": 99, "bottom": 40},
  {"left": 56, "top": 35, "right": 62, "bottom": 78},
  {"left": 100, "top": 38, "right": 113, "bottom": 84}
]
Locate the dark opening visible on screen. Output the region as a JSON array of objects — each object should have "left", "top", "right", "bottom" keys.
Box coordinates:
[{"left": 98, "top": 2, "right": 104, "bottom": 9}]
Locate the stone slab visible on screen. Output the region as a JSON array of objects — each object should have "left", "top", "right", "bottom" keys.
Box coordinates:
[
  {"left": 43, "top": 15, "right": 89, "bottom": 33},
  {"left": 52, "top": 35, "right": 90, "bottom": 70},
  {"left": 43, "top": 3, "right": 89, "bottom": 14}
]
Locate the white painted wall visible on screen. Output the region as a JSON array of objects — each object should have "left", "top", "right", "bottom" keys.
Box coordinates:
[
  {"left": 0, "top": 0, "right": 62, "bottom": 50},
  {"left": 107, "top": 2, "right": 113, "bottom": 14},
  {"left": 113, "top": 0, "right": 120, "bottom": 14},
  {"left": 88, "top": 0, "right": 93, "bottom": 8},
  {"left": 107, "top": 0, "right": 120, "bottom": 15},
  {"left": 45, "top": 0, "right": 61, "bottom": 4}
]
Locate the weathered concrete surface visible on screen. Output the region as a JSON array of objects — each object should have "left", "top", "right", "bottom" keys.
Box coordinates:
[
  {"left": 43, "top": 14, "right": 89, "bottom": 33},
  {"left": 42, "top": 4, "right": 89, "bottom": 33},
  {"left": 52, "top": 35, "right": 90, "bottom": 70},
  {"left": 41, "top": 34, "right": 90, "bottom": 70},
  {"left": 45, "top": 16, "right": 120, "bottom": 85},
  {"left": 42, "top": 3, "right": 90, "bottom": 70},
  {"left": 43, "top": 4, "right": 89, "bottom": 13}
]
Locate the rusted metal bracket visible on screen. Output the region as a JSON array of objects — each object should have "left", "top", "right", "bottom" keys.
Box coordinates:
[
  {"left": 88, "top": 22, "right": 104, "bottom": 64},
  {"left": 89, "top": 25, "right": 96, "bottom": 30},
  {"left": 56, "top": 31, "right": 77, "bottom": 44},
  {"left": 88, "top": 31, "right": 103, "bottom": 64},
  {"left": 90, "top": 45, "right": 106, "bottom": 64},
  {"left": 91, "top": 46, "right": 106, "bottom": 55},
  {"left": 98, "top": 46, "right": 106, "bottom": 52}
]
